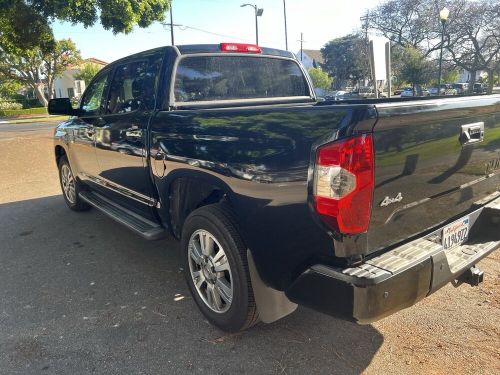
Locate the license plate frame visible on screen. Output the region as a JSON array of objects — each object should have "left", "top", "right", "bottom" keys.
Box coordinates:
[{"left": 442, "top": 216, "right": 470, "bottom": 250}]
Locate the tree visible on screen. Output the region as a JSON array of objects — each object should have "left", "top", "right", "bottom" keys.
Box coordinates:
[
  {"left": 0, "top": 78, "right": 23, "bottom": 99},
  {"left": 367, "top": 0, "right": 440, "bottom": 57},
  {"left": 368, "top": 0, "right": 500, "bottom": 94},
  {"left": 0, "top": 0, "right": 170, "bottom": 50},
  {"left": 74, "top": 63, "right": 102, "bottom": 85},
  {"left": 307, "top": 67, "right": 333, "bottom": 91},
  {"left": 321, "top": 34, "right": 370, "bottom": 89},
  {"left": 442, "top": 69, "right": 459, "bottom": 84},
  {"left": 0, "top": 39, "right": 81, "bottom": 106},
  {"left": 399, "top": 46, "right": 434, "bottom": 94},
  {"left": 444, "top": 0, "right": 500, "bottom": 93}
]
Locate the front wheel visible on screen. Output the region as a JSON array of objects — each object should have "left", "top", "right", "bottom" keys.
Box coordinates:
[
  {"left": 181, "top": 204, "right": 259, "bottom": 332},
  {"left": 58, "top": 155, "right": 91, "bottom": 211}
]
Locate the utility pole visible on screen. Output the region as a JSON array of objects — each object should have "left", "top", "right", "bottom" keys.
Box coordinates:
[
  {"left": 161, "top": 3, "right": 182, "bottom": 46},
  {"left": 283, "top": 0, "right": 288, "bottom": 51},
  {"left": 298, "top": 32, "right": 305, "bottom": 62},
  {"left": 255, "top": 7, "right": 259, "bottom": 45},
  {"left": 385, "top": 42, "right": 392, "bottom": 98},
  {"left": 169, "top": 6, "right": 174, "bottom": 45}
]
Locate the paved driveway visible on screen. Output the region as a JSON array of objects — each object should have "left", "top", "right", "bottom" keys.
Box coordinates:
[{"left": 0, "top": 123, "right": 498, "bottom": 374}]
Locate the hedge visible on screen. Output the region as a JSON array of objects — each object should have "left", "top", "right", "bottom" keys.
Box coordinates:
[{"left": 0, "top": 107, "right": 47, "bottom": 117}]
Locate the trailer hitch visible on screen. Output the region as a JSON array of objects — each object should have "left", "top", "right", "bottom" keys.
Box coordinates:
[{"left": 454, "top": 265, "right": 484, "bottom": 287}]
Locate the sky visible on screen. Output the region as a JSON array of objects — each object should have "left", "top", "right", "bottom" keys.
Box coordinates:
[{"left": 51, "top": 0, "right": 383, "bottom": 63}]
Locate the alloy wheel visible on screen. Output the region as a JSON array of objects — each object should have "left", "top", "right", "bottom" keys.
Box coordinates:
[{"left": 188, "top": 229, "right": 233, "bottom": 313}]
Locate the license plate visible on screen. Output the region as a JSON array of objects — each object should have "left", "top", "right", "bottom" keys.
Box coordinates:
[{"left": 442, "top": 216, "right": 469, "bottom": 250}]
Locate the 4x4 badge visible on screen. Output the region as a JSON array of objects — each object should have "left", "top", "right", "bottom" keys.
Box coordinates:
[{"left": 380, "top": 193, "right": 403, "bottom": 207}]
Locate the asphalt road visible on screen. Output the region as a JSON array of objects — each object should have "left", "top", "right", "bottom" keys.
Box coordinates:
[
  {"left": 0, "top": 122, "right": 499, "bottom": 375},
  {"left": 0, "top": 121, "right": 58, "bottom": 134}
]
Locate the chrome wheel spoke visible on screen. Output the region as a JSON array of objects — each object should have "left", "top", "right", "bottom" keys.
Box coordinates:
[
  {"left": 215, "top": 278, "right": 232, "bottom": 304},
  {"left": 213, "top": 257, "right": 229, "bottom": 273},
  {"left": 208, "top": 284, "right": 223, "bottom": 311},
  {"left": 192, "top": 270, "right": 205, "bottom": 288},
  {"left": 200, "top": 232, "right": 214, "bottom": 256},
  {"left": 190, "top": 242, "right": 203, "bottom": 265}
]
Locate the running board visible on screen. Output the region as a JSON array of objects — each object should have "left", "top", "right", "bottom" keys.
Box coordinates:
[{"left": 79, "top": 191, "right": 168, "bottom": 240}]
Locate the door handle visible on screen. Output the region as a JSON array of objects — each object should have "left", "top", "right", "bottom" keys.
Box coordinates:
[
  {"left": 86, "top": 128, "right": 95, "bottom": 137},
  {"left": 96, "top": 117, "right": 107, "bottom": 127},
  {"left": 460, "top": 122, "right": 484, "bottom": 146},
  {"left": 155, "top": 148, "right": 165, "bottom": 160}
]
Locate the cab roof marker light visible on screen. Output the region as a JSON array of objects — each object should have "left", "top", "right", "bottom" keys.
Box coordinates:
[{"left": 220, "top": 43, "right": 262, "bottom": 53}]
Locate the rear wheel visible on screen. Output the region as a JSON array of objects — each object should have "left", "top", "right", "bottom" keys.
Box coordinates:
[
  {"left": 58, "top": 155, "right": 91, "bottom": 211},
  {"left": 181, "top": 204, "right": 259, "bottom": 332}
]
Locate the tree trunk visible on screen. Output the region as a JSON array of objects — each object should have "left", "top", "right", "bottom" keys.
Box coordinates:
[
  {"left": 32, "top": 83, "right": 48, "bottom": 107},
  {"left": 47, "top": 75, "right": 55, "bottom": 100},
  {"left": 468, "top": 70, "right": 476, "bottom": 94},
  {"left": 486, "top": 68, "right": 494, "bottom": 95}
]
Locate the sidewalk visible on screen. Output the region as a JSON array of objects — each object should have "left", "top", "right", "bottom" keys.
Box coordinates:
[{"left": 0, "top": 115, "right": 69, "bottom": 124}]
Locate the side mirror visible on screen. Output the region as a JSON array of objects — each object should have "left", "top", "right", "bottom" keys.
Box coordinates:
[{"left": 48, "top": 98, "right": 77, "bottom": 116}]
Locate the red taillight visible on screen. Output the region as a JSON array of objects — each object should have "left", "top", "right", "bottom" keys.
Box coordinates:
[
  {"left": 313, "top": 134, "right": 374, "bottom": 234},
  {"left": 220, "top": 43, "right": 262, "bottom": 53}
]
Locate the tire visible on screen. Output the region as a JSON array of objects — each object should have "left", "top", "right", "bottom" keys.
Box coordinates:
[
  {"left": 58, "top": 155, "right": 91, "bottom": 212},
  {"left": 181, "top": 204, "right": 259, "bottom": 332}
]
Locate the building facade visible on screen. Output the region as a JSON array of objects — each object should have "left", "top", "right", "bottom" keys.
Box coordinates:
[
  {"left": 297, "top": 49, "right": 324, "bottom": 69},
  {"left": 53, "top": 58, "right": 107, "bottom": 99}
]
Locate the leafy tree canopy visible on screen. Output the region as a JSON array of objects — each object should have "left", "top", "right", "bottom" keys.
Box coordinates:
[
  {"left": 307, "top": 67, "right": 333, "bottom": 91},
  {"left": 0, "top": 38, "right": 81, "bottom": 106},
  {"left": 399, "top": 46, "right": 434, "bottom": 89},
  {"left": 0, "top": 79, "right": 23, "bottom": 99},
  {"left": 0, "top": 0, "right": 170, "bottom": 50},
  {"left": 321, "top": 34, "right": 370, "bottom": 89},
  {"left": 74, "top": 63, "right": 103, "bottom": 85}
]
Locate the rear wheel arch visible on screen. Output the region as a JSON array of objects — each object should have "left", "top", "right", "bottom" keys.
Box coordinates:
[{"left": 167, "top": 174, "right": 235, "bottom": 239}]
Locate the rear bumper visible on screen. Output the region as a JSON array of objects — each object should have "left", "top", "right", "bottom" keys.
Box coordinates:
[{"left": 285, "top": 193, "right": 500, "bottom": 324}]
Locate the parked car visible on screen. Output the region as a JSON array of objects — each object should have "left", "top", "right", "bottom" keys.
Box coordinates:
[
  {"left": 49, "top": 43, "right": 500, "bottom": 332},
  {"left": 333, "top": 90, "right": 347, "bottom": 100},
  {"left": 453, "top": 82, "right": 469, "bottom": 95},
  {"left": 400, "top": 87, "right": 430, "bottom": 97},
  {"left": 357, "top": 87, "right": 387, "bottom": 99},
  {"left": 428, "top": 84, "right": 458, "bottom": 96},
  {"left": 473, "top": 83, "right": 487, "bottom": 94}
]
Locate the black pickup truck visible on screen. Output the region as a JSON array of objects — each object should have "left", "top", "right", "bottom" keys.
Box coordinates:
[{"left": 49, "top": 43, "right": 500, "bottom": 332}]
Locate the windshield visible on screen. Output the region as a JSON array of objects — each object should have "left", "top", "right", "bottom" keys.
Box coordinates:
[{"left": 174, "top": 55, "right": 310, "bottom": 103}]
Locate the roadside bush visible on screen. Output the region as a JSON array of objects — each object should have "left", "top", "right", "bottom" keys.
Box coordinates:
[
  {"left": 0, "top": 107, "right": 47, "bottom": 116},
  {"left": 0, "top": 100, "right": 23, "bottom": 111}
]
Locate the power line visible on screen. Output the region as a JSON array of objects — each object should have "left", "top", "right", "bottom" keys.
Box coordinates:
[
  {"left": 182, "top": 25, "right": 252, "bottom": 42},
  {"left": 54, "top": 23, "right": 252, "bottom": 43}
]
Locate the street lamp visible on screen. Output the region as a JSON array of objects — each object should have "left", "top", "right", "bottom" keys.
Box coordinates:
[
  {"left": 437, "top": 7, "right": 450, "bottom": 94},
  {"left": 283, "top": 0, "right": 288, "bottom": 51},
  {"left": 241, "top": 4, "right": 264, "bottom": 45}
]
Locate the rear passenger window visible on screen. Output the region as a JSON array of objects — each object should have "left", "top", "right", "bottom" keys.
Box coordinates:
[
  {"left": 107, "top": 56, "right": 161, "bottom": 114},
  {"left": 174, "top": 56, "right": 309, "bottom": 103}
]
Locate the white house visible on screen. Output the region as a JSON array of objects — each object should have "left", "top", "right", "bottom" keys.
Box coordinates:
[
  {"left": 53, "top": 57, "right": 107, "bottom": 99},
  {"left": 297, "top": 49, "right": 324, "bottom": 69},
  {"left": 457, "top": 68, "right": 487, "bottom": 83}
]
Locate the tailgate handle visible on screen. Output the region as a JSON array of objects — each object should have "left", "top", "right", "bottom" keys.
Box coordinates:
[{"left": 460, "top": 122, "right": 484, "bottom": 146}]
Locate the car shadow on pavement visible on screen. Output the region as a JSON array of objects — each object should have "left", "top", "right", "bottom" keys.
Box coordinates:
[{"left": 0, "top": 195, "right": 383, "bottom": 375}]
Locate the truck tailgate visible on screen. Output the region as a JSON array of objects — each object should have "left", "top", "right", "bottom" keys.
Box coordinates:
[{"left": 369, "top": 95, "right": 500, "bottom": 254}]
